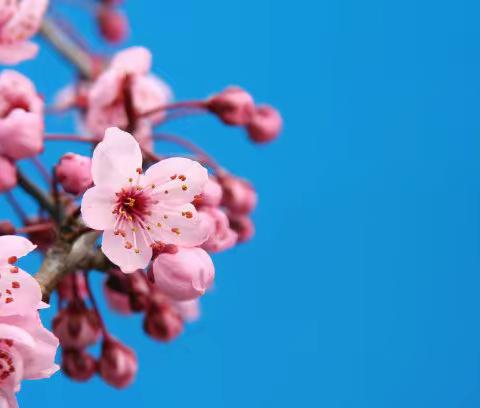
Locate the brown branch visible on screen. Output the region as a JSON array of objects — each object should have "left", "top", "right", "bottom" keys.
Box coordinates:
[
  {"left": 40, "top": 17, "right": 95, "bottom": 79},
  {"left": 17, "top": 170, "right": 57, "bottom": 217},
  {"left": 34, "top": 231, "right": 112, "bottom": 302}
]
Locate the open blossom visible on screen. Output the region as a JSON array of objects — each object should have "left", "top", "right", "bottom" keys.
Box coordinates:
[
  {"left": 0, "top": 0, "right": 49, "bottom": 65},
  {"left": 81, "top": 127, "right": 209, "bottom": 272},
  {"left": 0, "top": 236, "right": 59, "bottom": 408},
  {"left": 0, "top": 70, "right": 44, "bottom": 161},
  {"left": 85, "top": 47, "right": 172, "bottom": 149}
]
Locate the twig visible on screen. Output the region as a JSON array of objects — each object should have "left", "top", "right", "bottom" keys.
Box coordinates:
[
  {"left": 17, "top": 170, "right": 56, "bottom": 217},
  {"left": 40, "top": 17, "right": 95, "bottom": 79},
  {"left": 34, "top": 231, "right": 112, "bottom": 301}
]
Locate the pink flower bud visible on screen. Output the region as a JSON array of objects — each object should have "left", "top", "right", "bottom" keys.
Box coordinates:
[
  {"left": 144, "top": 301, "right": 183, "bottom": 342},
  {"left": 220, "top": 175, "right": 257, "bottom": 214},
  {"left": 62, "top": 349, "right": 97, "bottom": 382},
  {"left": 97, "top": 6, "right": 129, "bottom": 43},
  {"left": 194, "top": 176, "right": 222, "bottom": 207},
  {"left": 57, "top": 273, "right": 88, "bottom": 301},
  {"left": 56, "top": 153, "right": 92, "bottom": 196},
  {"left": 0, "top": 220, "right": 15, "bottom": 236},
  {"left": 172, "top": 299, "right": 200, "bottom": 323},
  {"left": 228, "top": 213, "right": 255, "bottom": 243},
  {"left": 151, "top": 247, "right": 215, "bottom": 301},
  {"left": 53, "top": 300, "right": 102, "bottom": 349},
  {"left": 207, "top": 86, "right": 255, "bottom": 125},
  {"left": 98, "top": 338, "right": 137, "bottom": 389},
  {"left": 246, "top": 105, "right": 282, "bottom": 143},
  {"left": 0, "top": 156, "right": 16, "bottom": 192},
  {"left": 200, "top": 207, "right": 238, "bottom": 253},
  {"left": 128, "top": 271, "right": 151, "bottom": 312}
]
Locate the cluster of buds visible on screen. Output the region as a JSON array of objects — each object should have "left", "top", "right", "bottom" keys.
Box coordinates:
[{"left": 207, "top": 86, "right": 283, "bottom": 144}]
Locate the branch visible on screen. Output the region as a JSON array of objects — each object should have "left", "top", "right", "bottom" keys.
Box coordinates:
[
  {"left": 40, "top": 17, "right": 94, "bottom": 79},
  {"left": 34, "top": 231, "right": 112, "bottom": 301},
  {"left": 17, "top": 170, "right": 56, "bottom": 217}
]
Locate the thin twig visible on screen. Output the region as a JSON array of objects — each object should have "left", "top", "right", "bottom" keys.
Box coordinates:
[
  {"left": 17, "top": 170, "right": 56, "bottom": 217},
  {"left": 40, "top": 17, "right": 95, "bottom": 78}
]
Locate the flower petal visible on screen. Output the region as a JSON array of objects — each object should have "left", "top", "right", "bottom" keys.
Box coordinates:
[
  {"left": 150, "top": 204, "right": 209, "bottom": 247},
  {"left": 110, "top": 46, "right": 152, "bottom": 75},
  {"left": 0, "top": 236, "right": 35, "bottom": 263},
  {"left": 0, "top": 0, "right": 48, "bottom": 42},
  {"left": 0, "top": 266, "right": 42, "bottom": 317},
  {"left": 101, "top": 229, "right": 152, "bottom": 273},
  {"left": 81, "top": 186, "right": 116, "bottom": 230},
  {"left": 91, "top": 127, "right": 142, "bottom": 188},
  {"left": 145, "top": 157, "right": 208, "bottom": 205},
  {"left": 0, "top": 42, "right": 37, "bottom": 65}
]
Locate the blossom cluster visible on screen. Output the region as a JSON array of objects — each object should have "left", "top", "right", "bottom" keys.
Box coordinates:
[{"left": 0, "top": 0, "right": 282, "bottom": 405}]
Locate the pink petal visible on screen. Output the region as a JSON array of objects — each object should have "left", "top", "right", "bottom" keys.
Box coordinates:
[
  {"left": 0, "top": 266, "right": 42, "bottom": 317},
  {"left": 91, "top": 127, "right": 142, "bottom": 189},
  {"left": 101, "top": 229, "right": 152, "bottom": 273},
  {"left": 81, "top": 185, "right": 116, "bottom": 230},
  {"left": 0, "top": 109, "right": 43, "bottom": 160},
  {"left": 152, "top": 247, "right": 214, "bottom": 301},
  {"left": 0, "top": 236, "right": 35, "bottom": 262},
  {"left": 131, "top": 75, "right": 172, "bottom": 118},
  {"left": 0, "top": 323, "right": 35, "bottom": 348},
  {"left": 0, "top": 0, "right": 48, "bottom": 42},
  {"left": 151, "top": 203, "right": 209, "bottom": 247},
  {"left": 110, "top": 46, "right": 152, "bottom": 75},
  {"left": 0, "top": 41, "right": 37, "bottom": 65},
  {"left": 0, "top": 0, "right": 17, "bottom": 26},
  {"left": 145, "top": 157, "right": 208, "bottom": 205},
  {"left": 88, "top": 69, "right": 123, "bottom": 108},
  {"left": 0, "top": 387, "right": 18, "bottom": 408}
]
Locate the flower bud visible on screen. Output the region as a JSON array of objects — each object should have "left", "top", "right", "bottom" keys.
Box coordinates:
[
  {"left": 62, "top": 349, "right": 97, "bottom": 382},
  {"left": 53, "top": 300, "right": 101, "bottom": 349},
  {"left": 128, "top": 271, "right": 151, "bottom": 312},
  {"left": 200, "top": 207, "right": 237, "bottom": 253},
  {"left": 0, "top": 156, "right": 16, "bottom": 192},
  {"left": 97, "top": 6, "right": 129, "bottom": 43},
  {"left": 194, "top": 177, "right": 222, "bottom": 208},
  {"left": 246, "top": 105, "right": 282, "bottom": 143},
  {"left": 98, "top": 338, "right": 137, "bottom": 389},
  {"left": 207, "top": 86, "right": 255, "bottom": 125},
  {"left": 220, "top": 175, "right": 257, "bottom": 214},
  {"left": 56, "top": 153, "right": 92, "bottom": 196},
  {"left": 144, "top": 301, "right": 183, "bottom": 342},
  {"left": 0, "top": 221, "right": 15, "bottom": 236},
  {"left": 228, "top": 213, "right": 255, "bottom": 243},
  {"left": 172, "top": 299, "right": 200, "bottom": 323},
  {"left": 57, "top": 273, "right": 88, "bottom": 301},
  {"left": 151, "top": 247, "right": 214, "bottom": 301}
]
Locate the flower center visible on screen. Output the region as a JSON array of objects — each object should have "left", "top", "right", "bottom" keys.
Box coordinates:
[
  {"left": 113, "top": 186, "right": 153, "bottom": 223},
  {"left": 0, "top": 342, "right": 15, "bottom": 382}
]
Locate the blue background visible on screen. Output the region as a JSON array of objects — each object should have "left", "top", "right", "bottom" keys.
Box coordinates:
[{"left": 8, "top": 0, "right": 480, "bottom": 407}]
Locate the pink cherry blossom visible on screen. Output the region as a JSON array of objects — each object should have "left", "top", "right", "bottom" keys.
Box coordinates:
[
  {"left": 0, "top": 0, "right": 49, "bottom": 65},
  {"left": 0, "top": 311, "right": 59, "bottom": 407},
  {"left": 85, "top": 47, "right": 172, "bottom": 148},
  {"left": 0, "top": 236, "right": 41, "bottom": 317},
  {"left": 200, "top": 207, "right": 238, "bottom": 253},
  {"left": 81, "top": 127, "right": 210, "bottom": 272},
  {"left": 151, "top": 247, "right": 214, "bottom": 301},
  {"left": 0, "top": 70, "right": 44, "bottom": 161}
]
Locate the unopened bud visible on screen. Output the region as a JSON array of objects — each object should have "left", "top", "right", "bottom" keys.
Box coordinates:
[
  {"left": 98, "top": 338, "right": 137, "bottom": 389},
  {"left": 62, "top": 349, "right": 97, "bottom": 382},
  {"left": 246, "top": 105, "right": 282, "bottom": 143},
  {"left": 207, "top": 86, "right": 255, "bottom": 126},
  {"left": 56, "top": 153, "right": 92, "bottom": 196}
]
